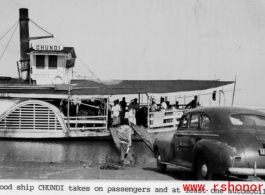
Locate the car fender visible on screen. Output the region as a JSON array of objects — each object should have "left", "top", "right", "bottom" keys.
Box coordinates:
[
  {"left": 192, "top": 139, "right": 234, "bottom": 174},
  {"left": 153, "top": 139, "right": 173, "bottom": 162}
]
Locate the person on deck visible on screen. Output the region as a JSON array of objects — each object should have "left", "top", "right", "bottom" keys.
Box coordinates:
[
  {"left": 120, "top": 97, "right": 127, "bottom": 110},
  {"left": 112, "top": 100, "right": 121, "bottom": 126},
  {"left": 185, "top": 96, "right": 200, "bottom": 109},
  {"left": 120, "top": 97, "right": 127, "bottom": 124},
  {"left": 160, "top": 97, "right": 168, "bottom": 110},
  {"left": 127, "top": 99, "right": 136, "bottom": 126},
  {"left": 150, "top": 98, "right": 158, "bottom": 112},
  {"left": 133, "top": 98, "right": 140, "bottom": 110},
  {"left": 133, "top": 98, "right": 140, "bottom": 125},
  {"left": 175, "top": 101, "right": 180, "bottom": 109}
]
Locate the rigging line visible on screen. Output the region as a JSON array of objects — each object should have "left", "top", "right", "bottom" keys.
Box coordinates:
[
  {"left": 52, "top": 38, "right": 107, "bottom": 87},
  {"left": 0, "top": 20, "right": 19, "bottom": 41},
  {"left": 53, "top": 37, "right": 67, "bottom": 47},
  {"left": 29, "top": 19, "right": 53, "bottom": 36},
  {"left": 52, "top": 36, "right": 108, "bottom": 88},
  {"left": 0, "top": 22, "right": 19, "bottom": 62},
  {"left": 52, "top": 38, "right": 110, "bottom": 90},
  {"left": 76, "top": 57, "right": 109, "bottom": 88}
]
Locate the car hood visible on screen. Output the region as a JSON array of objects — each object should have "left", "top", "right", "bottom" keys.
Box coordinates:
[{"left": 236, "top": 129, "right": 265, "bottom": 168}]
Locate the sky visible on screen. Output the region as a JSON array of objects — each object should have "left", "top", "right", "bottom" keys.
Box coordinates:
[{"left": 0, "top": 0, "right": 265, "bottom": 109}]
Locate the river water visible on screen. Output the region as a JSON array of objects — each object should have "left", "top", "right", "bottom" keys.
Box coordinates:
[{"left": 0, "top": 132, "right": 174, "bottom": 164}]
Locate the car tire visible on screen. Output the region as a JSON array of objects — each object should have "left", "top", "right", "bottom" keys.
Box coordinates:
[
  {"left": 197, "top": 154, "right": 214, "bottom": 180},
  {"left": 156, "top": 150, "right": 167, "bottom": 173}
]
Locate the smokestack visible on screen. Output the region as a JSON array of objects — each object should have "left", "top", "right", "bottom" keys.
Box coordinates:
[{"left": 19, "top": 8, "right": 30, "bottom": 81}]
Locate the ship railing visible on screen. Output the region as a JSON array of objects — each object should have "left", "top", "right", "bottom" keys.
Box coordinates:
[
  {"left": 148, "top": 109, "right": 186, "bottom": 131},
  {"left": 63, "top": 115, "right": 108, "bottom": 131}
]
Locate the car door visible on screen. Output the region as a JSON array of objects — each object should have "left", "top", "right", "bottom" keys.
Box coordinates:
[
  {"left": 180, "top": 113, "right": 200, "bottom": 168},
  {"left": 181, "top": 113, "right": 211, "bottom": 168},
  {"left": 171, "top": 115, "right": 189, "bottom": 164}
]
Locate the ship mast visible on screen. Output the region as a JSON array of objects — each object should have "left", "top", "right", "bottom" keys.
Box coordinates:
[{"left": 19, "top": 8, "right": 30, "bottom": 82}]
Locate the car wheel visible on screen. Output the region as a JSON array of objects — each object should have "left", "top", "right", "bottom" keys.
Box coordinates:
[
  {"left": 197, "top": 154, "right": 214, "bottom": 180},
  {"left": 156, "top": 150, "right": 167, "bottom": 173}
]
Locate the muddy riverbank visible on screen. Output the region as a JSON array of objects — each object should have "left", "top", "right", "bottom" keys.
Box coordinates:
[{"left": 0, "top": 161, "right": 190, "bottom": 180}]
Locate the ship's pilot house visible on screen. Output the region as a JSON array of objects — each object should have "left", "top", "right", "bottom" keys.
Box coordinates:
[{"left": 27, "top": 45, "right": 76, "bottom": 85}]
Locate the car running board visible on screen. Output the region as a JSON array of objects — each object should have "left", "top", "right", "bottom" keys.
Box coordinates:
[{"left": 161, "top": 161, "right": 191, "bottom": 171}]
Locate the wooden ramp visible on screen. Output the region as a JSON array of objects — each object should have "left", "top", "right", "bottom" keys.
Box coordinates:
[
  {"left": 131, "top": 125, "right": 154, "bottom": 152},
  {"left": 109, "top": 127, "right": 133, "bottom": 160}
]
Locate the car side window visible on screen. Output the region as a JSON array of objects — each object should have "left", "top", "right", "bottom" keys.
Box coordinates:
[
  {"left": 180, "top": 115, "right": 189, "bottom": 129},
  {"left": 230, "top": 114, "right": 265, "bottom": 127},
  {"left": 190, "top": 114, "right": 199, "bottom": 129},
  {"left": 230, "top": 115, "right": 243, "bottom": 125},
  {"left": 201, "top": 115, "right": 211, "bottom": 130}
]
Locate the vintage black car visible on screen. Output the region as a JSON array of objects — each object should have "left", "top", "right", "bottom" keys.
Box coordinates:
[{"left": 153, "top": 106, "right": 265, "bottom": 180}]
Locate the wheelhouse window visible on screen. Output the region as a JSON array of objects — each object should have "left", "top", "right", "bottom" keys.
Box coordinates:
[
  {"left": 190, "top": 115, "right": 199, "bottom": 129},
  {"left": 48, "top": 55, "right": 57, "bottom": 69},
  {"left": 200, "top": 115, "right": 211, "bottom": 130},
  {"left": 230, "top": 114, "right": 265, "bottom": 128},
  {"left": 36, "top": 55, "right": 45, "bottom": 69}
]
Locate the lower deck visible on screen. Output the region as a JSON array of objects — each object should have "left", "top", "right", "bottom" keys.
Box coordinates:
[{"left": 0, "top": 99, "right": 180, "bottom": 139}]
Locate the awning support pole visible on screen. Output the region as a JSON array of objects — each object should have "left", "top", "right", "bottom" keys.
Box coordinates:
[
  {"left": 138, "top": 93, "right": 140, "bottom": 107},
  {"left": 231, "top": 75, "right": 237, "bottom": 106},
  {"left": 146, "top": 94, "right": 150, "bottom": 129},
  {"left": 106, "top": 98, "right": 109, "bottom": 129},
  {"left": 67, "top": 84, "right": 70, "bottom": 137}
]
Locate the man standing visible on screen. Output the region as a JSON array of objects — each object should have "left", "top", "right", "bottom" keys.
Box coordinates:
[
  {"left": 160, "top": 97, "right": 168, "bottom": 110},
  {"left": 133, "top": 98, "right": 140, "bottom": 125},
  {"left": 150, "top": 98, "right": 158, "bottom": 112},
  {"left": 186, "top": 96, "right": 200, "bottom": 109},
  {"left": 128, "top": 99, "right": 136, "bottom": 126},
  {"left": 120, "top": 97, "right": 127, "bottom": 124},
  {"left": 116, "top": 124, "right": 134, "bottom": 167},
  {"left": 112, "top": 100, "right": 121, "bottom": 126}
]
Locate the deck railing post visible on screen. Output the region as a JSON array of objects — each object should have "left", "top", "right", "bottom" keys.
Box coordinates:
[
  {"left": 147, "top": 94, "right": 150, "bottom": 129},
  {"left": 106, "top": 98, "right": 109, "bottom": 129},
  {"left": 66, "top": 84, "right": 70, "bottom": 137}
]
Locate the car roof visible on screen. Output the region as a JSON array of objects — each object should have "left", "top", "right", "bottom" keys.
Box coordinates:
[
  {"left": 185, "top": 106, "right": 265, "bottom": 117},
  {"left": 183, "top": 106, "right": 265, "bottom": 130}
]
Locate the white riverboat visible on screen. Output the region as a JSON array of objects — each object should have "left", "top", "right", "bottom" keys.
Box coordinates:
[{"left": 0, "top": 8, "right": 234, "bottom": 139}]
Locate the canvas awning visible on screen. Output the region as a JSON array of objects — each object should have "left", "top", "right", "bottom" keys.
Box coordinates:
[
  {"left": 69, "top": 79, "right": 234, "bottom": 95},
  {"left": 0, "top": 79, "right": 234, "bottom": 97}
]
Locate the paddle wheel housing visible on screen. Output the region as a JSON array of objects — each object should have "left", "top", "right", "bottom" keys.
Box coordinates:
[{"left": 0, "top": 100, "right": 67, "bottom": 138}]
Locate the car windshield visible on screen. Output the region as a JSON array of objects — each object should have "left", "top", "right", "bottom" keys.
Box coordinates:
[{"left": 230, "top": 114, "right": 265, "bottom": 129}]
